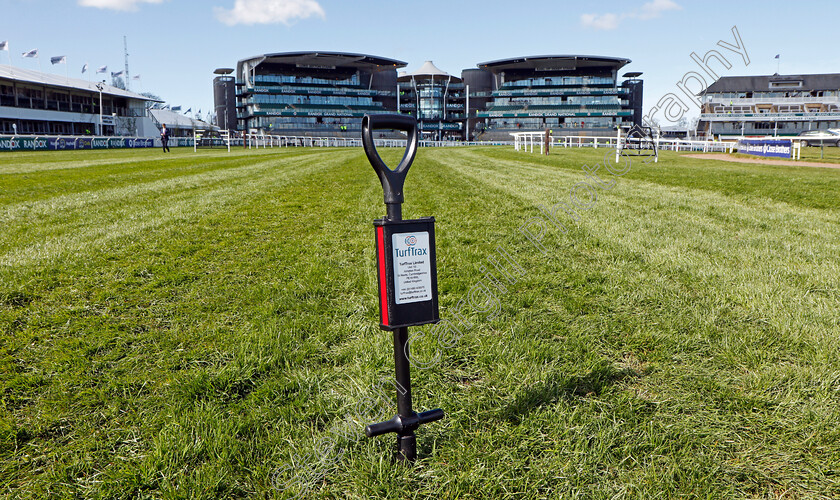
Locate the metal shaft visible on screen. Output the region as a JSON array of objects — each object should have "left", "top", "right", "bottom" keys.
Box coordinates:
[
  {"left": 393, "top": 326, "right": 415, "bottom": 461},
  {"left": 389, "top": 197, "right": 413, "bottom": 461},
  {"left": 386, "top": 202, "right": 402, "bottom": 221}
]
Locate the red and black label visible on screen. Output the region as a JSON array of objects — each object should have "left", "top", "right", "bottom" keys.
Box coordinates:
[{"left": 373, "top": 217, "right": 439, "bottom": 331}]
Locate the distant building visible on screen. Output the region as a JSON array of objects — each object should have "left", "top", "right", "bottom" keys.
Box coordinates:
[
  {"left": 659, "top": 125, "right": 692, "bottom": 139},
  {"left": 398, "top": 61, "right": 466, "bottom": 141},
  {"left": 149, "top": 108, "right": 215, "bottom": 137},
  {"left": 213, "top": 68, "right": 236, "bottom": 132},
  {"left": 0, "top": 65, "right": 159, "bottom": 136},
  {"left": 698, "top": 73, "right": 840, "bottom": 138},
  {"left": 469, "top": 55, "right": 643, "bottom": 140},
  {"left": 222, "top": 52, "right": 644, "bottom": 139},
  {"left": 234, "top": 51, "right": 406, "bottom": 136}
]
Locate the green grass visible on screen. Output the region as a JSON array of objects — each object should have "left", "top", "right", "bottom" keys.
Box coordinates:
[{"left": 1, "top": 145, "right": 839, "bottom": 498}]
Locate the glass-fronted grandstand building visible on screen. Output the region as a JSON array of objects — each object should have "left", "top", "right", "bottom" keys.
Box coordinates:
[
  {"left": 230, "top": 53, "right": 643, "bottom": 139},
  {"left": 697, "top": 73, "right": 840, "bottom": 138},
  {"left": 470, "top": 55, "right": 642, "bottom": 140},
  {"left": 235, "top": 52, "right": 406, "bottom": 135},
  {"left": 397, "top": 61, "right": 466, "bottom": 141}
]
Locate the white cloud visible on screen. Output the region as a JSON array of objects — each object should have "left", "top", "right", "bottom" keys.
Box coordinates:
[
  {"left": 78, "top": 0, "right": 163, "bottom": 11},
  {"left": 214, "top": 0, "right": 325, "bottom": 26},
  {"left": 581, "top": 0, "right": 681, "bottom": 30},
  {"left": 580, "top": 13, "right": 620, "bottom": 31},
  {"left": 637, "top": 0, "right": 681, "bottom": 20}
]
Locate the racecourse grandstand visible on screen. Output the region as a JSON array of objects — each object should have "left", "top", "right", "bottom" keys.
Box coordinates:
[
  {"left": 220, "top": 52, "right": 645, "bottom": 140},
  {"left": 397, "top": 61, "right": 466, "bottom": 141},
  {"left": 471, "top": 55, "right": 643, "bottom": 141},
  {"left": 235, "top": 51, "right": 406, "bottom": 137},
  {"left": 697, "top": 73, "right": 840, "bottom": 139},
  {"left": 0, "top": 65, "right": 160, "bottom": 136}
]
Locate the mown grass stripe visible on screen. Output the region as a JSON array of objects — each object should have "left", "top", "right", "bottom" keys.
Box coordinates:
[
  {"left": 0, "top": 149, "right": 321, "bottom": 206},
  {"left": 0, "top": 150, "right": 355, "bottom": 267}
]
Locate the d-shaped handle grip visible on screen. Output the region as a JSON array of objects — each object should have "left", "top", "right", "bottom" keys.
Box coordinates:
[{"left": 361, "top": 114, "right": 419, "bottom": 206}]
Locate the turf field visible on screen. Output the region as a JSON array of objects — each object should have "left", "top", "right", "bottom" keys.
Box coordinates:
[{"left": 1, "top": 146, "right": 839, "bottom": 498}]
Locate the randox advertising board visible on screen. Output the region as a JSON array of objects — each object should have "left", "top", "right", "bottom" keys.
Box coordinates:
[
  {"left": 737, "top": 139, "right": 792, "bottom": 158},
  {"left": 0, "top": 137, "right": 49, "bottom": 151},
  {"left": 0, "top": 136, "right": 163, "bottom": 152}
]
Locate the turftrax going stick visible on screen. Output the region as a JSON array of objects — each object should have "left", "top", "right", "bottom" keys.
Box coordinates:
[{"left": 361, "top": 114, "right": 444, "bottom": 462}]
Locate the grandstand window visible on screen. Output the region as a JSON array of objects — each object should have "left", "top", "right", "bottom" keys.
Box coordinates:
[
  {"left": 769, "top": 80, "right": 803, "bottom": 89},
  {"left": 254, "top": 73, "right": 360, "bottom": 87},
  {"left": 0, "top": 84, "right": 13, "bottom": 107}
]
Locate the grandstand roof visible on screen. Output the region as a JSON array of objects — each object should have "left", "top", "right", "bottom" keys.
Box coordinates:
[
  {"left": 0, "top": 65, "right": 158, "bottom": 101},
  {"left": 409, "top": 61, "right": 451, "bottom": 78},
  {"left": 702, "top": 73, "right": 840, "bottom": 94},
  {"left": 238, "top": 51, "right": 407, "bottom": 71},
  {"left": 476, "top": 55, "right": 631, "bottom": 72},
  {"left": 398, "top": 61, "right": 462, "bottom": 82}
]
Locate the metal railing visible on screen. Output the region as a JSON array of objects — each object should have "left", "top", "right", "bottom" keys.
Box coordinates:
[
  {"left": 705, "top": 96, "right": 840, "bottom": 105},
  {"left": 701, "top": 111, "right": 840, "bottom": 121},
  {"left": 511, "top": 131, "right": 732, "bottom": 155},
  {"left": 240, "top": 133, "right": 511, "bottom": 149}
]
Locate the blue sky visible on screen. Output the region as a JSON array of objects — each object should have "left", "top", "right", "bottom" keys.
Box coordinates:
[{"left": 2, "top": 0, "right": 838, "bottom": 122}]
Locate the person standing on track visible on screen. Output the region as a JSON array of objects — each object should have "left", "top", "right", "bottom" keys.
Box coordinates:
[{"left": 161, "top": 124, "right": 170, "bottom": 153}]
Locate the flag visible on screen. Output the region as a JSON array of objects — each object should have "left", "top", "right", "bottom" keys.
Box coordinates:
[
  {"left": 82, "top": 63, "right": 88, "bottom": 74},
  {"left": 132, "top": 74, "right": 141, "bottom": 80},
  {"left": 51, "top": 55, "right": 66, "bottom": 65},
  {"left": 97, "top": 65, "right": 107, "bottom": 73},
  {"left": 0, "top": 41, "right": 8, "bottom": 51},
  {"left": 22, "top": 49, "right": 38, "bottom": 58},
  {"left": 111, "top": 70, "right": 124, "bottom": 78},
  {"left": 171, "top": 105, "right": 181, "bottom": 111},
  {"left": 775, "top": 54, "right": 780, "bottom": 59}
]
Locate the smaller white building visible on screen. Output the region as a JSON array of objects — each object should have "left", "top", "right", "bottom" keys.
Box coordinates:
[
  {"left": 0, "top": 65, "right": 160, "bottom": 137},
  {"left": 149, "top": 108, "right": 215, "bottom": 137}
]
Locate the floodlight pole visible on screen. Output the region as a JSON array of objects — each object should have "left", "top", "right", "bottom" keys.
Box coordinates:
[{"left": 96, "top": 82, "right": 104, "bottom": 136}]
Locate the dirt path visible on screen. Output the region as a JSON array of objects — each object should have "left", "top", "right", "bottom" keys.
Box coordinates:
[{"left": 681, "top": 153, "right": 840, "bottom": 170}]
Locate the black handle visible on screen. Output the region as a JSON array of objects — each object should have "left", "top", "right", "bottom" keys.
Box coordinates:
[
  {"left": 417, "top": 408, "right": 444, "bottom": 425},
  {"left": 365, "top": 415, "right": 402, "bottom": 438},
  {"left": 361, "top": 114, "right": 419, "bottom": 208}
]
